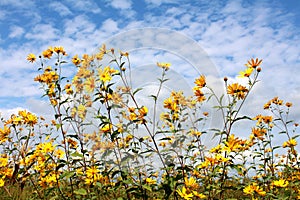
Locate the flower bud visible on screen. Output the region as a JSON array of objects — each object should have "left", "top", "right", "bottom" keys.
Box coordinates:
[{"left": 257, "top": 67, "right": 261, "bottom": 72}]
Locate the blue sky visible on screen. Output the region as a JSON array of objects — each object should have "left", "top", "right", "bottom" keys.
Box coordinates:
[{"left": 0, "top": 0, "right": 300, "bottom": 134}]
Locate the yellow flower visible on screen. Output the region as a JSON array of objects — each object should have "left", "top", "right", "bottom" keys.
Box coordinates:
[
  {"left": 163, "top": 97, "right": 178, "bottom": 111},
  {"left": 245, "top": 58, "right": 262, "bottom": 68},
  {"left": 86, "top": 166, "right": 100, "bottom": 179},
  {"left": 54, "top": 46, "right": 67, "bottom": 55},
  {"left": 273, "top": 179, "right": 288, "bottom": 188},
  {"left": 0, "top": 178, "right": 5, "bottom": 187},
  {"left": 50, "top": 98, "right": 58, "bottom": 106},
  {"left": 239, "top": 67, "right": 254, "bottom": 78},
  {"left": 283, "top": 139, "right": 297, "bottom": 148},
  {"left": 194, "top": 75, "right": 206, "bottom": 88},
  {"left": 98, "top": 67, "right": 112, "bottom": 83},
  {"left": 72, "top": 54, "right": 81, "bottom": 65},
  {"left": 184, "top": 177, "right": 199, "bottom": 189},
  {"left": 262, "top": 116, "right": 273, "bottom": 124},
  {"left": 27, "top": 53, "right": 36, "bottom": 63},
  {"left": 157, "top": 62, "right": 171, "bottom": 71},
  {"left": 42, "top": 48, "right": 53, "bottom": 59},
  {"left": 54, "top": 149, "right": 65, "bottom": 159},
  {"left": 176, "top": 186, "right": 193, "bottom": 200},
  {"left": 67, "top": 138, "right": 78, "bottom": 148},
  {"left": 101, "top": 123, "right": 112, "bottom": 133},
  {"left": 224, "top": 134, "right": 243, "bottom": 152},
  {"left": 41, "top": 142, "right": 55, "bottom": 153},
  {"left": 227, "top": 83, "right": 248, "bottom": 99},
  {"left": 84, "top": 77, "right": 95, "bottom": 93},
  {"left": 192, "top": 191, "right": 206, "bottom": 199},
  {"left": 243, "top": 183, "right": 266, "bottom": 196},
  {"left": 0, "top": 126, "right": 11, "bottom": 143},
  {"left": 251, "top": 128, "right": 266, "bottom": 140},
  {"left": 138, "top": 106, "right": 148, "bottom": 117},
  {"left": 193, "top": 87, "right": 206, "bottom": 102},
  {"left": 77, "top": 104, "right": 86, "bottom": 119},
  {"left": 64, "top": 83, "right": 73, "bottom": 95},
  {"left": 146, "top": 177, "right": 156, "bottom": 185}
]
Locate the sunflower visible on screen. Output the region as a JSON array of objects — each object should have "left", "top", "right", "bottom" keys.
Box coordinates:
[
  {"left": 27, "top": 53, "right": 36, "bottom": 63},
  {"left": 245, "top": 58, "right": 262, "bottom": 68},
  {"left": 227, "top": 83, "right": 248, "bottom": 99}
]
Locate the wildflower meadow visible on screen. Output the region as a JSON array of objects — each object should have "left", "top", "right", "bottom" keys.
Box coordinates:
[{"left": 0, "top": 45, "right": 299, "bottom": 200}]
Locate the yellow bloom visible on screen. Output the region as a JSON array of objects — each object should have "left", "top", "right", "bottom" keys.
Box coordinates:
[
  {"left": 67, "top": 138, "right": 78, "bottom": 148},
  {"left": 42, "top": 48, "right": 53, "bottom": 59},
  {"left": 193, "top": 87, "right": 206, "bottom": 102},
  {"left": 50, "top": 98, "right": 58, "bottom": 106},
  {"left": 227, "top": 83, "right": 248, "bottom": 99},
  {"left": 86, "top": 166, "right": 100, "bottom": 179},
  {"left": 0, "top": 156, "right": 8, "bottom": 168},
  {"left": 192, "top": 191, "right": 206, "bottom": 199},
  {"left": 146, "top": 177, "right": 156, "bottom": 185},
  {"left": 41, "top": 142, "right": 55, "bottom": 153},
  {"left": 184, "top": 177, "right": 199, "bottom": 189},
  {"left": 176, "top": 186, "right": 193, "bottom": 200},
  {"left": 84, "top": 77, "right": 95, "bottom": 93},
  {"left": 0, "top": 126, "right": 11, "bottom": 143},
  {"left": 262, "top": 116, "right": 273, "bottom": 124},
  {"left": 72, "top": 54, "right": 81, "bottom": 65},
  {"left": 54, "top": 149, "right": 65, "bottom": 159},
  {"left": 157, "top": 62, "right": 171, "bottom": 71},
  {"left": 101, "top": 123, "right": 112, "bottom": 133},
  {"left": 64, "top": 83, "right": 73, "bottom": 95},
  {"left": 163, "top": 97, "right": 178, "bottom": 111},
  {"left": 138, "top": 106, "right": 148, "bottom": 117},
  {"left": 0, "top": 178, "right": 5, "bottom": 187},
  {"left": 27, "top": 53, "right": 36, "bottom": 63},
  {"left": 251, "top": 128, "right": 266, "bottom": 140},
  {"left": 77, "top": 104, "right": 86, "bottom": 119},
  {"left": 245, "top": 58, "right": 262, "bottom": 68},
  {"left": 283, "top": 139, "right": 297, "bottom": 148},
  {"left": 54, "top": 46, "right": 67, "bottom": 55},
  {"left": 98, "top": 67, "right": 112, "bottom": 83},
  {"left": 194, "top": 75, "right": 206, "bottom": 88},
  {"left": 243, "top": 183, "right": 266, "bottom": 196},
  {"left": 239, "top": 67, "right": 254, "bottom": 78},
  {"left": 224, "top": 134, "right": 243, "bottom": 152},
  {"left": 273, "top": 179, "right": 288, "bottom": 188}
]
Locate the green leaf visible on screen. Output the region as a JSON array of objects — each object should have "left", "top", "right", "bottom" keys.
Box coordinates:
[
  {"left": 60, "top": 171, "right": 75, "bottom": 179},
  {"left": 74, "top": 188, "right": 87, "bottom": 196},
  {"left": 142, "top": 185, "right": 152, "bottom": 191},
  {"left": 133, "top": 88, "right": 143, "bottom": 95},
  {"left": 71, "top": 152, "right": 83, "bottom": 158}
]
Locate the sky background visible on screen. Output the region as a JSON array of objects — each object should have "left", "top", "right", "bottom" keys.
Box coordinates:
[{"left": 0, "top": 0, "right": 300, "bottom": 143}]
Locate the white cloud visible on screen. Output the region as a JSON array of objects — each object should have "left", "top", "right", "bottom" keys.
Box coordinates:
[
  {"left": 0, "top": 11, "right": 6, "bottom": 21},
  {"left": 0, "top": 0, "right": 35, "bottom": 8},
  {"left": 66, "top": 0, "right": 101, "bottom": 14},
  {"left": 108, "top": 0, "right": 132, "bottom": 10},
  {"left": 145, "top": 0, "right": 179, "bottom": 6},
  {"left": 49, "top": 2, "right": 72, "bottom": 16},
  {"left": 101, "top": 19, "right": 119, "bottom": 34},
  {"left": 64, "top": 15, "right": 96, "bottom": 37},
  {"left": 9, "top": 25, "right": 24, "bottom": 38},
  {"left": 25, "top": 24, "right": 59, "bottom": 41}
]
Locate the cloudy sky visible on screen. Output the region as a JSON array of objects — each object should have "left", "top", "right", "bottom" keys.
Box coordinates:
[{"left": 0, "top": 0, "right": 299, "bottom": 139}]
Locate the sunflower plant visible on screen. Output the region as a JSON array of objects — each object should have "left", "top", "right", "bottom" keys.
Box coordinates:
[{"left": 0, "top": 46, "right": 298, "bottom": 200}]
